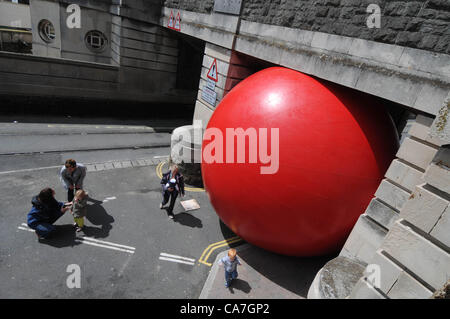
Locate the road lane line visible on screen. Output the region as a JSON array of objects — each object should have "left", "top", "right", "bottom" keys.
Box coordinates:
[
  {"left": 19, "top": 224, "right": 135, "bottom": 254},
  {"left": 80, "top": 236, "right": 135, "bottom": 251},
  {"left": 74, "top": 239, "right": 135, "bottom": 254},
  {"left": 160, "top": 252, "right": 195, "bottom": 262},
  {"left": 158, "top": 256, "right": 195, "bottom": 265}
]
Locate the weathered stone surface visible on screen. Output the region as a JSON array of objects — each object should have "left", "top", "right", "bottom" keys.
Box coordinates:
[
  {"left": 364, "top": 198, "right": 400, "bottom": 230},
  {"left": 400, "top": 184, "right": 449, "bottom": 233},
  {"left": 374, "top": 179, "right": 410, "bottom": 211},
  {"left": 387, "top": 271, "right": 434, "bottom": 299},
  {"left": 307, "top": 256, "right": 366, "bottom": 299},
  {"left": 396, "top": 137, "right": 439, "bottom": 170},
  {"left": 348, "top": 278, "right": 386, "bottom": 299},
  {"left": 381, "top": 220, "right": 450, "bottom": 290},
  {"left": 385, "top": 159, "right": 423, "bottom": 193},
  {"left": 431, "top": 279, "right": 450, "bottom": 299},
  {"left": 366, "top": 250, "right": 403, "bottom": 294},
  {"left": 430, "top": 205, "right": 450, "bottom": 247},
  {"left": 340, "top": 214, "right": 388, "bottom": 265},
  {"left": 239, "top": 0, "right": 450, "bottom": 54},
  {"left": 163, "top": 0, "right": 214, "bottom": 13}
]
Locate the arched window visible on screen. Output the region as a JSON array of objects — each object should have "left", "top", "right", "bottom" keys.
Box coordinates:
[
  {"left": 38, "top": 19, "right": 55, "bottom": 43},
  {"left": 85, "top": 30, "right": 107, "bottom": 53}
]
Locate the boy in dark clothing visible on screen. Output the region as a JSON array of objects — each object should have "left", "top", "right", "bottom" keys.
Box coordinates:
[{"left": 160, "top": 164, "right": 185, "bottom": 219}]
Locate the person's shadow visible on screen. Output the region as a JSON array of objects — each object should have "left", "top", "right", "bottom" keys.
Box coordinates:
[
  {"left": 38, "top": 197, "right": 114, "bottom": 248},
  {"left": 227, "top": 279, "right": 252, "bottom": 294},
  {"left": 170, "top": 211, "right": 203, "bottom": 228},
  {"left": 84, "top": 197, "right": 115, "bottom": 238}
]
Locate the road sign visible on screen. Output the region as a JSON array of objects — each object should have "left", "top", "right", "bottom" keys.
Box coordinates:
[
  {"left": 207, "top": 58, "right": 218, "bottom": 82},
  {"left": 168, "top": 10, "right": 174, "bottom": 29},
  {"left": 202, "top": 86, "right": 217, "bottom": 107},
  {"left": 174, "top": 12, "right": 181, "bottom": 31},
  {"left": 206, "top": 78, "right": 216, "bottom": 90}
]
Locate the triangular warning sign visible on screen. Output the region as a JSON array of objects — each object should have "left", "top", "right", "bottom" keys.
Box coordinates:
[
  {"left": 207, "top": 58, "right": 218, "bottom": 82},
  {"left": 168, "top": 10, "right": 174, "bottom": 29},
  {"left": 174, "top": 12, "right": 181, "bottom": 31}
]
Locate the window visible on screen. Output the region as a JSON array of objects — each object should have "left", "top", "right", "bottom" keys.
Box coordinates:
[
  {"left": 85, "top": 30, "right": 107, "bottom": 53},
  {"left": 38, "top": 19, "right": 55, "bottom": 43}
]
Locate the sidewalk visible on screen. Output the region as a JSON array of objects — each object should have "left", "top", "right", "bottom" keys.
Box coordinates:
[{"left": 200, "top": 243, "right": 334, "bottom": 299}]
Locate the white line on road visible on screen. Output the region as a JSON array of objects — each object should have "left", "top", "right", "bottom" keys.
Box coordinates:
[
  {"left": 80, "top": 236, "right": 135, "bottom": 251},
  {"left": 160, "top": 252, "right": 195, "bottom": 262},
  {"left": 18, "top": 224, "right": 135, "bottom": 254},
  {"left": 74, "top": 239, "right": 135, "bottom": 254},
  {"left": 153, "top": 155, "right": 169, "bottom": 158},
  {"left": 158, "top": 256, "right": 195, "bottom": 266}
]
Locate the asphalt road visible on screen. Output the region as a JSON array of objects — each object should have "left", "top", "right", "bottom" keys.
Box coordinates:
[{"left": 0, "top": 116, "right": 241, "bottom": 298}]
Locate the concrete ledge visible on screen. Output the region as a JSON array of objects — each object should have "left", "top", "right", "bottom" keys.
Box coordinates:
[
  {"left": 364, "top": 198, "right": 400, "bottom": 230},
  {"left": 374, "top": 179, "right": 410, "bottom": 212},
  {"left": 340, "top": 214, "right": 388, "bottom": 265},
  {"left": 400, "top": 184, "right": 449, "bottom": 233},
  {"left": 381, "top": 219, "right": 450, "bottom": 290},
  {"left": 388, "top": 271, "right": 434, "bottom": 299},
  {"left": 396, "top": 137, "right": 439, "bottom": 171},
  {"left": 348, "top": 278, "right": 386, "bottom": 299},
  {"left": 385, "top": 159, "right": 424, "bottom": 193}
]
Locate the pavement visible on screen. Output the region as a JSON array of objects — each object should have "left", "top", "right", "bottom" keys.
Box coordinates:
[{"left": 200, "top": 244, "right": 334, "bottom": 299}]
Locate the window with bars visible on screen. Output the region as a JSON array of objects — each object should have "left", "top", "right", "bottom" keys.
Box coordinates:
[
  {"left": 38, "top": 19, "right": 55, "bottom": 43},
  {"left": 85, "top": 30, "right": 107, "bottom": 53}
]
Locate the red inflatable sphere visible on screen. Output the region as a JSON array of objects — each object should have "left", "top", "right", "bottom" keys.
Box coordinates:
[{"left": 201, "top": 67, "right": 398, "bottom": 256}]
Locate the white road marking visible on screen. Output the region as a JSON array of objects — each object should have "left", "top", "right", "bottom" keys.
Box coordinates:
[
  {"left": 0, "top": 165, "right": 61, "bottom": 175},
  {"left": 74, "top": 239, "right": 135, "bottom": 254},
  {"left": 160, "top": 252, "right": 195, "bottom": 262},
  {"left": 158, "top": 252, "right": 196, "bottom": 265},
  {"left": 153, "top": 155, "right": 169, "bottom": 158},
  {"left": 102, "top": 196, "right": 117, "bottom": 203},
  {"left": 81, "top": 236, "right": 135, "bottom": 251},
  {"left": 18, "top": 224, "right": 135, "bottom": 254},
  {"left": 158, "top": 256, "right": 195, "bottom": 265}
]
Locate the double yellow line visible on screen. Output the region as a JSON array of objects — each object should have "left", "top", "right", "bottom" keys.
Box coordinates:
[
  {"left": 198, "top": 236, "right": 243, "bottom": 266},
  {"left": 156, "top": 161, "right": 205, "bottom": 192}
]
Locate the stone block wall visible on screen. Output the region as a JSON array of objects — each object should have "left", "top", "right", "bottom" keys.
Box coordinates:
[
  {"left": 346, "top": 117, "right": 450, "bottom": 299},
  {"left": 163, "top": 0, "right": 214, "bottom": 14},
  {"left": 241, "top": 0, "right": 450, "bottom": 55}
]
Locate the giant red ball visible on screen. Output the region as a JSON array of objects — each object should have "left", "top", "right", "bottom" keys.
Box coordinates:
[{"left": 201, "top": 67, "right": 398, "bottom": 256}]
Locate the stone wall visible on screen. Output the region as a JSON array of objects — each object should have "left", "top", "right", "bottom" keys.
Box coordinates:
[
  {"left": 241, "top": 0, "right": 450, "bottom": 55},
  {"left": 163, "top": 0, "right": 214, "bottom": 14}
]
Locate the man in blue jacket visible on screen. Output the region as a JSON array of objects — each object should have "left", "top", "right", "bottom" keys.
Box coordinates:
[{"left": 27, "top": 188, "right": 71, "bottom": 240}]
